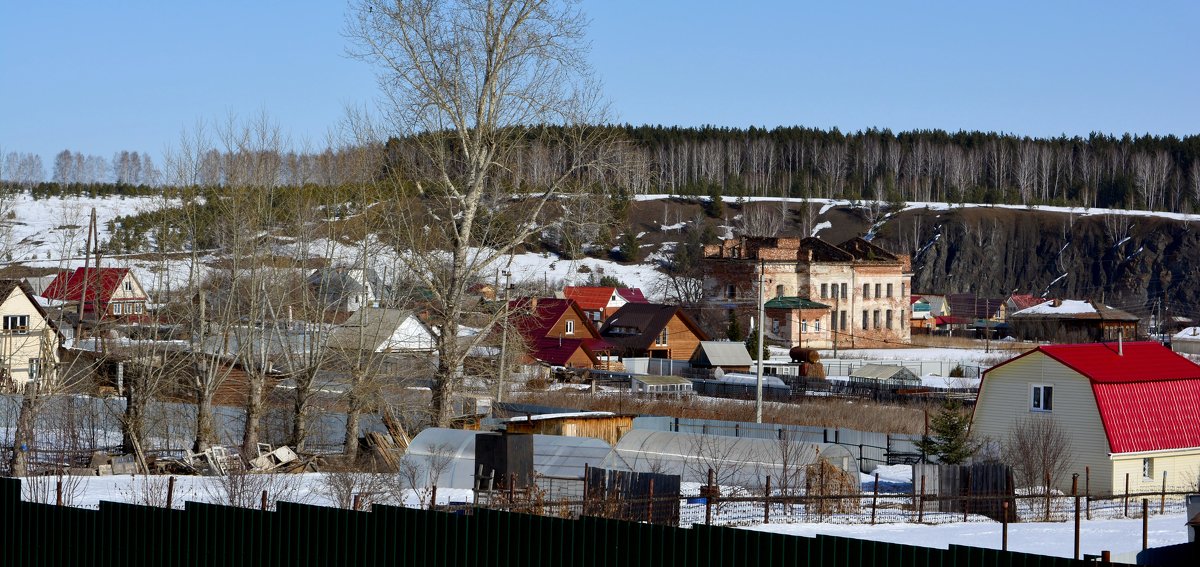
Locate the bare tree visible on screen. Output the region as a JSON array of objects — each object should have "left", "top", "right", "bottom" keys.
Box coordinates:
[
  {"left": 347, "top": 0, "right": 625, "bottom": 426},
  {"left": 1001, "top": 416, "right": 1074, "bottom": 504},
  {"left": 735, "top": 203, "right": 783, "bottom": 237}
]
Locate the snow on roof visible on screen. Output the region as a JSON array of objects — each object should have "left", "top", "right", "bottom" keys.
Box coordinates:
[
  {"left": 1173, "top": 327, "right": 1200, "bottom": 341},
  {"left": 505, "top": 411, "right": 615, "bottom": 422},
  {"left": 1011, "top": 299, "right": 1095, "bottom": 316}
]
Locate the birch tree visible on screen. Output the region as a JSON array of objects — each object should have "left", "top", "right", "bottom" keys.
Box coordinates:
[{"left": 347, "top": 0, "right": 623, "bottom": 426}]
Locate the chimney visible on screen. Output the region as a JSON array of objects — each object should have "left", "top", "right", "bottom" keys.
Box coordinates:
[
  {"left": 1118, "top": 331, "right": 1123, "bottom": 356},
  {"left": 1052, "top": 298, "right": 1062, "bottom": 308}
]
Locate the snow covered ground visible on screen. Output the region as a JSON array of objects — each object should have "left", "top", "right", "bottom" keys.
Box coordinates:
[
  {"left": 5, "top": 192, "right": 169, "bottom": 263},
  {"left": 743, "top": 513, "right": 1188, "bottom": 560}
]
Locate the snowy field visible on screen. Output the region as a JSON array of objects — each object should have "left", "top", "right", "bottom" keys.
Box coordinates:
[{"left": 4, "top": 192, "right": 170, "bottom": 263}]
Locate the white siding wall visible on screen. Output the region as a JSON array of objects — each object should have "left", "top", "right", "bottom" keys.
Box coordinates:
[
  {"left": 0, "top": 287, "right": 59, "bottom": 386},
  {"left": 971, "top": 351, "right": 1115, "bottom": 493},
  {"left": 1111, "top": 450, "right": 1200, "bottom": 494}
]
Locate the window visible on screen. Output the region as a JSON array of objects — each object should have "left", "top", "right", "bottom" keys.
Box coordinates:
[
  {"left": 874, "top": 283, "right": 881, "bottom": 299},
  {"left": 840, "top": 283, "right": 847, "bottom": 299},
  {"left": 656, "top": 328, "right": 669, "bottom": 346},
  {"left": 886, "top": 309, "right": 893, "bottom": 329},
  {"left": 862, "top": 310, "right": 869, "bottom": 330},
  {"left": 28, "top": 358, "right": 40, "bottom": 381},
  {"left": 133, "top": 303, "right": 144, "bottom": 314},
  {"left": 902, "top": 283, "right": 907, "bottom": 297},
  {"left": 887, "top": 283, "right": 894, "bottom": 298},
  {"left": 1031, "top": 384, "right": 1053, "bottom": 411},
  {"left": 113, "top": 303, "right": 123, "bottom": 315},
  {"left": 565, "top": 320, "right": 575, "bottom": 335},
  {"left": 726, "top": 284, "right": 737, "bottom": 300},
  {"left": 863, "top": 283, "right": 870, "bottom": 298},
  {"left": 820, "top": 283, "right": 828, "bottom": 299},
  {"left": 775, "top": 284, "right": 784, "bottom": 298},
  {"left": 771, "top": 318, "right": 780, "bottom": 334},
  {"left": 1142, "top": 458, "right": 1154, "bottom": 480},
  {"left": 3, "top": 315, "right": 28, "bottom": 334},
  {"left": 801, "top": 320, "right": 808, "bottom": 333},
  {"left": 815, "top": 319, "right": 821, "bottom": 332},
  {"left": 839, "top": 311, "right": 847, "bottom": 331},
  {"left": 873, "top": 309, "right": 880, "bottom": 329},
  {"left": 124, "top": 280, "right": 132, "bottom": 291}
]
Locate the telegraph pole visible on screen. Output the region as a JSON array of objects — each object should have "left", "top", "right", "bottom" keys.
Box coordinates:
[
  {"left": 497, "top": 270, "right": 512, "bottom": 404},
  {"left": 755, "top": 259, "right": 765, "bottom": 424}
]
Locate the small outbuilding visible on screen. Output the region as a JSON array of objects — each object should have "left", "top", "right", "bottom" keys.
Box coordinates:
[
  {"left": 848, "top": 364, "right": 920, "bottom": 389},
  {"left": 688, "top": 341, "right": 753, "bottom": 374},
  {"left": 504, "top": 412, "right": 635, "bottom": 446},
  {"left": 631, "top": 375, "right": 693, "bottom": 397},
  {"left": 1172, "top": 327, "right": 1200, "bottom": 355}
]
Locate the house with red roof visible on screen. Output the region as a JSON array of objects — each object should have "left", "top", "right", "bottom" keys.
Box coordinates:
[
  {"left": 972, "top": 341, "right": 1200, "bottom": 494},
  {"left": 559, "top": 286, "right": 648, "bottom": 325},
  {"left": 507, "top": 297, "right": 611, "bottom": 369},
  {"left": 42, "top": 267, "right": 149, "bottom": 320}
]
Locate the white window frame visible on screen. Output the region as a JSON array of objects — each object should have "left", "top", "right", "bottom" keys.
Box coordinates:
[
  {"left": 565, "top": 320, "right": 575, "bottom": 335},
  {"left": 1142, "top": 457, "right": 1153, "bottom": 481},
  {"left": 124, "top": 280, "right": 133, "bottom": 291},
  {"left": 3, "top": 315, "right": 29, "bottom": 334},
  {"left": 801, "top": 320, "right": 808, "bottom": 333},
  {"left": 656, "top": 327, "right": 669, "bottom": 346},
  {"left": 28, "top": 358, "right": 40, "bottom": 381},
  {"left": 113, "top": 302, "right": 124, "bottom": 315},
  {"left": 1031, "top": 384, "right": 1053, "bottom": 412},
  {"left": 133, "top": 303, "right": 144, "bottom": 314}
]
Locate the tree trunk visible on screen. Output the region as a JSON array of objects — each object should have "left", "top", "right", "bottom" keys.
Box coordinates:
[
  {"left": 194, "top": 388, "right": 215, "bottom": 453},
  {"left": 10, "top": 389, "right": 38, "bottom": 477},
  {"left": 241, "top": 374, "right": 264, "bottom": 459},
  {"left": 122, "top": 374, "right": 146, "bottom": 457},
  {"left": 343, "top": 383, "right": 361, "bottom": 463},
  {"left": 290, "top": 378, "right": 311, "bottom": 452}
]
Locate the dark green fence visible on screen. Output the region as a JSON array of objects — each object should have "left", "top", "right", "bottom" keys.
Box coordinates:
[{"left": 0, "top": 478, "right": 1107, "bottom": 566}]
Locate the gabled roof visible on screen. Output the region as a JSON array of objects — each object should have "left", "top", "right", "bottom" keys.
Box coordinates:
[
  {"left": 690, "top": 341, "right": 753, "bottom": 368},
  {"left": 326, "top": 307, "right": 432, "bottom": 351},
  {"left": 1010, "top": 299, "right": 1140, "bottom": 322},
  {"left": 508, "top": 297, "right": 601, "bottom": 342},
  {"left": 599, "top": 303, "right": 710, "bottom": 352},
  {"left": 561, "top": 287, "right": 617, "bottom": 311},
  {"left": 528, "top": 337, "right": 599, "bottom": 367},
  {"left": 43, "top": 267, "right": 138, "bottom": 303},
  {"left": 946, "top": 293, "right": 1004, "bottom": 319},
  {"left": 0, "top": 279, "right": 58, "bottom": 337},
  {"left": 849, "top": 364, "right": 917, "bottom": 381},
  {"left": 985, "top": 342, "right": 1200, "bottom": 454},
  {"left": 1173, "top": 327, "right": 1200, "bottom": 341},
  {"left": 763, "top": 296, "right": 830, "bottom": 310}
]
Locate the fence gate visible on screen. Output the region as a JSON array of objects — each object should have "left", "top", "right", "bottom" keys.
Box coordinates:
[
  {"left": 919, "top": 462, "right": 1015, "bottom": 522},
  {"left": 584, "top": 467, "right": 680, "bottom": 526}
]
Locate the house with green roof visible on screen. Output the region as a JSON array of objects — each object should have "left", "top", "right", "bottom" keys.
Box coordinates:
[{"left": 764, "top": 296, "right": 832, "bottom": 348}]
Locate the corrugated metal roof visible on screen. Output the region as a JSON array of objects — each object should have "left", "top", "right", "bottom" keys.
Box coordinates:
[
  {"left": 632, "top": 375, "right": 692, "bottom": 386},
  {"left": 1034, "top": 342, "right": 1200, "bottom": 384},
  {"left": 848, "top": 364, "right": 914, "bottom": 381},
  {"left": 561, "top": 286, "right": 616, "bottom": 311},
  {"left": 691, "top": 341, "right": 753, "bottom": 367},
  {"left": 763, "top": 296, "right": 831, "bottom": 310},
  {"left": 1092, "top": 379, "right": 1200, "bottom": 453}
]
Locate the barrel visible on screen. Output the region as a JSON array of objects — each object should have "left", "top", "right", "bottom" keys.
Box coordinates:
[{"left": 789, "top": 346, "right": 821, "bottom": 364}]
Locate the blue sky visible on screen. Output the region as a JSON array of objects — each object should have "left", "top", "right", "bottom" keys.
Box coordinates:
[{"left": 2, "top": 1, "right": 1198, "bottom": 170}]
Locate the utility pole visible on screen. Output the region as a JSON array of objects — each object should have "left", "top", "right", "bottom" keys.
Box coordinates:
[
  {"left": 497, "top": 269, "right": 513, "bottom": 404},
  {"left": 832, "top": 285, "right": 839, "bottom": 358},
  {"left": 755, "top": 259, "right": 765, "bottom": 424}
]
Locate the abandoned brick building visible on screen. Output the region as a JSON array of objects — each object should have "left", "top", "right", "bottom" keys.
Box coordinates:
[{"left": 702, "top": 236, "right": 912, "bottom": 348}]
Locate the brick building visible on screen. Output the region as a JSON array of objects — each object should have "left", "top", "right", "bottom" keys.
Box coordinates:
[{"left": 702, "top": 236, "right": 912, "bottom": 348}]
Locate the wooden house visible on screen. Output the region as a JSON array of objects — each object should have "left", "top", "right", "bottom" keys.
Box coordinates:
[
  {"left": 688, "top": 341, "right": 753, "bottom": 374},
  {"left": 0, "top": 279, "right": 61, "bottom": 389},
  {"left": 42, "top": 267, "right": 148, "bottom": 320},
  {"left": 560, "top": 286, "right": 648, "bottom": 325},
  {"left": 1007, "top": 299, "right": 1139, "bottom": 343},
  {"left": 972, "top": 342, "right": 1200, "bottom": 494},
  {"left": 508, "top": 298, "right": 611, "bottom": 369},
  {"left": 599, "top": 303, "right": 709, "bottom": 361},
  {"left": 326, "top": 307, "right": 435, "bottom": 353}
]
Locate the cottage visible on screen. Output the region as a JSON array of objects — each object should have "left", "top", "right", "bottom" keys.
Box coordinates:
[
  {"left": 504, "top": 412, "right": 635, "bottom": 446},
  {"left": 688, "top": 341, "right": 753, "bottom": 375},
  {"left": 972, "top": 342, "right": 1200, "bottom": 494},
  {"left": 42, "top": 267, "right": 148, "bottom": 320},
  {"left": 0, "top": 279, "right": 60, "bottom": 389},
  {"left": 1172, "top": 327, "right": 1200, "bottom": 355},
  {"left": 308, "top": 266, "right": 385, "bottom": 313},
  {"left": 703, "top": 236, "right": 911, "bottom": 348},
  {"left": 909, "top": 296, "right": 933, "bottom": 333},
  {"left": 1005, "top": 293, "right": 1048, "bottom": 314},
  {"left": 599, "top": 303, "right": 709, "bottom": 360},
  {"left": 326, "top": 307, "right": 435, "bottom": 352},
  {"left": 508, "top": 298, "right": 610, "bottom": 369},
  {"left": 1007, "top": 299, "right": 1138, "bottom": 343},
  {"left": 763, "top": 296, "right": 832, "bottom": 348}
]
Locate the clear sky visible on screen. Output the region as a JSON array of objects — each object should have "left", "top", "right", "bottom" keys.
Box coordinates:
[{"left": 2, "top": 1, "right": 1198, "bottom": 172}]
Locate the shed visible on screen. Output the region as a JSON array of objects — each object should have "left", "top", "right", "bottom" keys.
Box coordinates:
[
  {"left": 504, "top": 412, "right": 635, "bottom": 446},
  {"left": 631, "top": 375, "right": 693, "bottom": 396},
  {"left": 848, "top": 364, "right": 920, "bottom": 389},
  {"left": 601, "top": 430, "right": 858, "bottom": 490},
  {"left": 689, "top": 341, "right": 753, "bottom": 373},
  {"left": 399, "top": 428, "right": 612, "bottom": 489}
]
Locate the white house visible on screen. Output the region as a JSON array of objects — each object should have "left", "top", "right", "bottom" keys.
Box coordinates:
[
  {"left": 326, "top": 307, "right": 435, "bottom": 352},
  {"left": 0, "top": 279, "right": 60, "bottom": 389},
  {"left": 972, "top": 341, "right": 1200, "bottom": 494},
  {"left": 1172, "top": 327, "right": 1200, "bottom": 356}
]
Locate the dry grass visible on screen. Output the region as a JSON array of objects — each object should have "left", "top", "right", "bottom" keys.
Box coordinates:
[{"left": 513, "top": 390, "right": 930, "bottom": 435}]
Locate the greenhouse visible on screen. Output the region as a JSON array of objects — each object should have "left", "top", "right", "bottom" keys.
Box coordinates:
[
  {"left": 400, "top": 428, "right": 612, "bottom": 489},
  {"left": 600, "top": 430, "right": 858, "bottom": 490}
]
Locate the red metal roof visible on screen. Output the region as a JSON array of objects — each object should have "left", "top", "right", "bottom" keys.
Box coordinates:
[
  {"left": 985, "top": 342, "right": 1200, "bottom": 454},
  {"left": 42, "top": 267, "right": 137, "bottom": 303},
  {"left": 529, "top": 337, "right": 596, "bottom": 367},
  {"left": 615, "top": 288, "right": 648, "bottom": 303},
  {"left": 561, "top": 287, "right": 615, "bottom": 312},
  {"left": 1007, "top": 293, "right": 1048, "bottom": 311},
  {"left": 508, "top": 297, "right": 601, "bottom": 342}
]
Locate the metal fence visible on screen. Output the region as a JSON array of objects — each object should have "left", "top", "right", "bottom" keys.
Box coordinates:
[{"left": 0, "top": 477, "right": 1105, "bottom": 566}]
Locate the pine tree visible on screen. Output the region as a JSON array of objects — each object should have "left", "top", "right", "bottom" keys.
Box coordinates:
[
  {"left": 618, "top": 231, "right": 640, "bottom": 262},
  {"left": 726, "top": 310, "right": 744, "bottom": 341},
  {"left": 744, "top": 326, "right": 760, "bottom": 360},
  {"left": 915, "top": 400, "right": 978, "bottom": 464}
]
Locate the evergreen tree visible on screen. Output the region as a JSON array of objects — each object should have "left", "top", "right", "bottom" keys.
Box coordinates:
[
  {"left": 745, "top": 326, "right": 760, "bottom": 360},
  {"left": 618, "top": 231, "right": 640, "bottom": 262},
  {"left": 726, "top": 310, "right": 744, "bottom": 341},
  {"left": 705, "top": 182, "right": 724, "bottom": 217},
  {"left": 915, "top": 400, "right": 978, "bottom": 464}
]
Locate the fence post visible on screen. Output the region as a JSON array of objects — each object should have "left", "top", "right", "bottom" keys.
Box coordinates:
[
  {"left": 1085, "top": 466, "right": 1091, "bottom": 520},
  {"left": 963, "top": 472, "right": 971, "bottom": 522},
  {"left": 1160, "top": 470, "right": 1166, "bottom": 514},
  {"left": 870, "top": 473, "right": 879, "bottom": 526},
  {"left": 1071, "top": 473, "right": 1078, "bottom": 498},
  {"left": 167, "top": 476, "right": 176, "bottom": 509},
  {"left": 648, "top": 478, "right": 655, "bottom": 525},
  {"left": 1080, "top": 494, "right": 1089, "bottom": 559},
  {"left": 431, "top": 485, "right": 438, "bottom": 511},
  {"left": 917, "top": 474, "right": 925, "bottom": 524},
  {"left": 1002, "top": 501, "right": 1009, "bottom": 551},
  {"left": 1043, "top": 471, "right": 1051, "bottom": 522},
  {"left": 260, "top": 489, "right": 268, "bottom": 511},
  {"left": 1142, "top": 499, "right": 1149, "bottom": 551},
  {"left": 56, "top": 478, "right": 63, "bottom": 506},
  {"left": 763, "top": 475, "right": 771, "bottom": 524},
  {"left": 1124, "top": 473, "right": 1130, "bottom": 517},
  {"left": 705, "top": 468, "right": 714, "bottom": 526}
]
